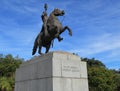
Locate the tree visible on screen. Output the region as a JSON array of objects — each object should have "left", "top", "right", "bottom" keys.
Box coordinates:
[
  {"left": 88, "top": 67, "right": 115, "bottom": 91},
  {"left": 0, "top": 54, "right": 23, "bottom": 91},
  {"left": 0, "top": 77, "right": 12, "bottom": 91},
  {"left": 82, "top": 58, "right": 116, "bottom": 91},
  {"left": 0, "top": 54, "right": 23, "bottom": 77},
  {"left": 114, "top": 74, "right": 120, "bottom": 91},
  {"left": 81, "top": 58, "right": 105, "bottom": 68}
]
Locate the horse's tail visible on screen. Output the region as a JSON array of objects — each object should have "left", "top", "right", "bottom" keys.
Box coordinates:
[{"left": 32, "top": 35, "right": 39, "bottom": 55}]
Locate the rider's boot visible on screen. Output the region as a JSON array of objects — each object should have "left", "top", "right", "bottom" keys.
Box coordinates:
[
  {"left": 44, "top": 25, "right": 48, "bottom": 37},
  {"left": 44, "top": 30, "right": 48, "bottom": 37},
  {"left": 55, "top": 28, "right": 60, "bottom": 38}
]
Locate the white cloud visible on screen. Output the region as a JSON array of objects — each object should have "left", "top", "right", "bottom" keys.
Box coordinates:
[
  {"left": 107, "top": 49, "right": 120, "bottom": 58},
  {"left": 69, "top": 33, "right": 120, "bottom": 56}
]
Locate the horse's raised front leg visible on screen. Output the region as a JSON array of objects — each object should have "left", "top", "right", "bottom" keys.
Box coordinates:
[{"left": 61, "top": 26, "right": 72, "bottom": 36}]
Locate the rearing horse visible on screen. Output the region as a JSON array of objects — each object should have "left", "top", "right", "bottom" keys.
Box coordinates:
[{"left": 32, "top": 8, "right": 72, "bottom": 55}]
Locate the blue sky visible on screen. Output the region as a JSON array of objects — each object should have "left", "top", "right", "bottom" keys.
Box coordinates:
[{"left": 0, "top": 0, "right": 120, "bottom": 69}]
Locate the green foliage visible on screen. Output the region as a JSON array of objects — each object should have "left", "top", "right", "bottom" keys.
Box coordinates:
[
  {"left": 0, "top": 54, "right": 23, "bottom": 77},
  {"left": 0, "top": 77, "right": 13, "bottom": 91},
  {"left": 82, "top": 58, "right": 118, "bottom": 91},
  {"left": 114, "top": 73, "right": 120, "bottom": 91},
  {"left": 81, "top": 58, "right": 105, "bottom": 68},
  {"left": 0, "top": 54, "right": 23, "bottom": 91},
  {"left": 88, "top": 67, "right": 115, "bottom": 91}
]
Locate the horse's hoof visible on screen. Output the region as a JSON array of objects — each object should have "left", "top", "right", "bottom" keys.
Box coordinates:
[
  {"left": 40, "top": 53, "right": 43, "bottom": 55},
  {"left": 38, "top": 52, "right": 43, "bottom": 55},
  {"left": 58, "top": 38, "right": 63, "bottom": 42},
  {"left": 69, "top": 32, "right": 72, "bottom": 36}
]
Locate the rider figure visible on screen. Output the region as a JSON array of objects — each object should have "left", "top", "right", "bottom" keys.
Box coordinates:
[
  {"left": 41, "top": 11, "right": 48, "bottom": 37},
  {"left": 41, "top": 4, "right": 63, "bottom": 42}
]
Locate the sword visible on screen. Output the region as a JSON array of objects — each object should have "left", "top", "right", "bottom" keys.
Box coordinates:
[{"left": 44, "top": 3, "right": 48, "bottom": 12}]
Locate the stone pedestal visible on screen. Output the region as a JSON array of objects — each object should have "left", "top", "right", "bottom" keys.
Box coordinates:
[{"left": 15, "top": 51, "right": 89, "bottom": 91}]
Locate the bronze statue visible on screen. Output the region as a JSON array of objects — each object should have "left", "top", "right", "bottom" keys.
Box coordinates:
[
  {"left": 41, "top": 4, "right": 63, "bottom": 41},
  {"left": 32, "top": 4, "right": 72, "bottom": 55}
]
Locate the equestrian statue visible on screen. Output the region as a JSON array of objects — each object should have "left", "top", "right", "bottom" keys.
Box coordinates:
[{"left": 32, "top": 4, "right": 72, "bottom": 55}]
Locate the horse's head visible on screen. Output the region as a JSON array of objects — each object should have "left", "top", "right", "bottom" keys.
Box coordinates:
[{"left": 52, "top": 8, "right": 65, "bottom": 16}]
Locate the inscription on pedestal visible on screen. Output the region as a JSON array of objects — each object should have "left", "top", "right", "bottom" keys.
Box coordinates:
[
  {"left": 62, "top": 61, "right": 80, "bottom": 78},
  {"left": 62, "top": 66, "right": 79, "bottom": 72}
]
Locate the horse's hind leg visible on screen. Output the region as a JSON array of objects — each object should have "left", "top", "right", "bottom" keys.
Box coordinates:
[
  {"left": 61, "top": 26, "right": 72, "bottom": 36},
  {"left": 45, "top": 44, "right": 50, "bottom": 54},
  {"left": 38, "top": 46, "right": 43, "bottom": 55}
]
